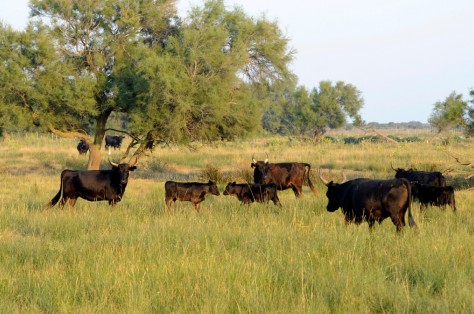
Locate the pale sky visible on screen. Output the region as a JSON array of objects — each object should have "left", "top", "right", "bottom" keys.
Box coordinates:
[{"left": 1, "top": 0, "right": 473, "bottom": 123}]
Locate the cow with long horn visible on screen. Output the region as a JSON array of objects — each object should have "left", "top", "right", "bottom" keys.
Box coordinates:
[
  {"left": 46, "top": 149, "right": 137, "bottom": 209},
  {"left": 319, "top": 169, "right": 417, "bottom": 232},
  {"left": 251, "top": 155, "right": 317, "bottom": 197}
]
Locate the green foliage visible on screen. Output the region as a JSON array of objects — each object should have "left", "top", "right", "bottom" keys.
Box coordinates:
[
  {"left": 129, "top": 0, "right": 295, "bottom": 143},
  {"left": 465, "top": 89, "right": 474, "bottom": 137},
  {"left": 264, "top": 81, "right": 364, "bottom": 137},
  {"left": 428, "top": 91, "right": 467, "bottom": 133},
  {"left": 343, "top": 135, "right": 423, "bottom": 144},
  {"left": 1, "top": 0, "right": 297, "bottom": 168}
]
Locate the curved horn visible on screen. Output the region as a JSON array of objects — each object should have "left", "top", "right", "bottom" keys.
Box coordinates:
[
  {"left": 108, "top": 149, "right": 119, "bottom": 167},
  {"left": 390, "top": 162, "right": 396, "bottom": 171},
  {"left": 319, "top": 168, "right": 330, "bottom": 186},
  {"left": 252, "top": 154, "right": 257, "bottom": 164}
]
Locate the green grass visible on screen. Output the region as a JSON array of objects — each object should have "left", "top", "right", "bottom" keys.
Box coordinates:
[{"left": 0, "top": 132, "right": 473, "bottom": 312}]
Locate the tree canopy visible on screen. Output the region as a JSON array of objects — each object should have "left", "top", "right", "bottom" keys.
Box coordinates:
[
  {"left": 428, "top": 91, "right": 468, "bottom": 134},
  {"left": 263, "top": 80, "right": 364, "bottom": 140},
  {"left": 0, "top": 0, "right": 295, "bottom": 169}
]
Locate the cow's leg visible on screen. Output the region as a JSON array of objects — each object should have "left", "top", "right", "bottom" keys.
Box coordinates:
[
  {"left": 273, "top": 197, "right": 282, "bottom": 207},
  {"left": 59, "top": 197, "right": 68, "bottom": 209},
  {"left": 194, "top": 202, "right": 201, "bottom": 212},
  {"left": 390, "top": 215, "right": 403, "bottom": 232},
  {"left": 291, "top": 185, "right": 302, "bottom": 197},
  {"left": 67, "top": 198, "right": 77, "bottom": 209},
  {"left": 367, "top": 219, "right": 376, "bottom": 230}
]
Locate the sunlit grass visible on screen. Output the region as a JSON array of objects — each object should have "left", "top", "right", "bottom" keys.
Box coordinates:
[{"left": 0, "top": 132, "right": 472, "bottom": 312}]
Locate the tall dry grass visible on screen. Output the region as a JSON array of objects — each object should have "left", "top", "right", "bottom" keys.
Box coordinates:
[{"left": 0, "top": 132, "right": 472, "bottom": 312}]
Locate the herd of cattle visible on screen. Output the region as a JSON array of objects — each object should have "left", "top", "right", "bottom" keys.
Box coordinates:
[
  {"left": 48, "top": 139, "right": 458, "bottom": 232},
  {"left": 76, "top": 135, "right": 125, "bottom": 155}
]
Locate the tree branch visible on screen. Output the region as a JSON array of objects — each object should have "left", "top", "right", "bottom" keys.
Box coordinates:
[{"left": 48, "top": 125, "right": 92, "bottom": 145}]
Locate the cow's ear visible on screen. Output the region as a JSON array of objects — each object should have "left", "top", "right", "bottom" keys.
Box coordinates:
[
  {"left": 251, "top": 163, "right": 255, "bottom": 168},
  {"left": 129, "top": 166, "right": 137, "bottom": 171}
]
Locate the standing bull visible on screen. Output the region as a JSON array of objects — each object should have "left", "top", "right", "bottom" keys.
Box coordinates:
[
  {"left": 391, "top": 164, "right": 446, "bottom": 186},
  {"left": 251, "top": 157, "right": 317, "bottom": 197},
  {"left": 46, "top": 151, "right": 137, "bottom": 209},
  {"left": 223, "top": 182, "right": 282, "bottom": 206},
  {"left": 319, "top": 171, "right": 417, "bottom": 232},
  {"left": 105, "top": 135, "right": 125, "bottom": 150},
  {"left": 164, "top": 180, "right": 220, "bottom": 210},
  {"left": 77, "top": 140, "right": 89, "bottom": 155},
  {"left": 411, "top": 182, "right": 456, "bottom": 211}
]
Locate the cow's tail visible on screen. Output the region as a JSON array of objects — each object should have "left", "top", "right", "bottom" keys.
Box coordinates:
[
  {"left": 45, "top": 170, "right": 66, "bottom": 209},
  {"left": 304, "top": 164, "right": 318, "bottom": 196},
  {"left": 403, "top": 179, "right": 417, "bottom": 229}
]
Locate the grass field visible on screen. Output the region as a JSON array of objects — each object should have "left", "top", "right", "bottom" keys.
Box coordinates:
[{"left": 0, "top": 132, "right": 472, "bottom": 312}]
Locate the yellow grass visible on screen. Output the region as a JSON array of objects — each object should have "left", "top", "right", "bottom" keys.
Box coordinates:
[{"left": 0, "top": 132, "right": 472, "bottom": 312}]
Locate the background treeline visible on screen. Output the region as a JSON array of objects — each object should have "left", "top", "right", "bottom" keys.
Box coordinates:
[{"left": 1, "top": 0, "right": 473, "bottom": 170}]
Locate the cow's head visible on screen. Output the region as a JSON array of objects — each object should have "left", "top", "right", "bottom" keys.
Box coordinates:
[
  {"left": 441, "top": 186, "right": 456, "bottom": 210},
  {"left": 251, "top": 157, "right": 269, "bottom": 184},
  {"left": 223, "top": 182, "right": 238, "bottom": 195},
  {"left": 391, "top": 164, "right": 411, "bottom": 179},
  {"left": 208, "top": 180, "right": 220, "bottom": 196},
  {"left": 319, "top": 169, "right": 347, "bottom": 212},
  {"left": 108, "top": 151, "right": 137, "bottom": 185}
]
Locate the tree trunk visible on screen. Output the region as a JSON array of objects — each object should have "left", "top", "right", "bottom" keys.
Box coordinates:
[
  {"left": 87, "top": 144, "right": 102, "bottom": 170},
  {"left": 87, "top": 110, "right": 112, "bottom": 170}
]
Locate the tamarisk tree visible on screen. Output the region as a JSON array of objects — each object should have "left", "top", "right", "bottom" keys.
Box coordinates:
[{"left": 0, "top": 0, "right": 295, "bottom": 168}]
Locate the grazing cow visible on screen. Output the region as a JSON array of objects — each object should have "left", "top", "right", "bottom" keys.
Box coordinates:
[
  {"left": 164, "top": 180, "right": 220, "bottom": 210},
  {"left": 223, "top": 182, "right": 282, "bottom": 206},
  {"left": 391, "top": 164, "right": 446, "bottom": 187},
  {"left": 46, "top": 152, "right": 137, "bottom": 209},
  {"left": 77, "top": 140, "right": 89, "bottom": 155},
  {"left": 319, "top": 171, "right": 417, "bottom": 232},
  {"left": 105, "top": 135, "right": 125, "bottom": 150},
  {"left": 411, "top": 182, "right": 456, "bottom": 211},
  {"left": 251, "top": 158, "right": 317, "bottom": 197}
]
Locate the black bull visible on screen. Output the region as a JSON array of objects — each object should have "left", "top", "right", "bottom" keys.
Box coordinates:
[
  {"left": 391, "top": 165, "right": 446, "bottom": 186},
  {"left": 411, "top": 182, "right": 456, "bottom": 211},
  {"left": 251, "top": 159, "right": 317, "bottom": 197},
  {"left": 76, "top": 140, "right": 89, "bottom": 155},
  {"left": 320, "top": 172, "right": 417, "bottom": 232},
  {"left": 105, "top": 135, "right": 125, "bottom": 149},
  {"left": 46, "top": 155, "right": 136, "bottom": 209}
]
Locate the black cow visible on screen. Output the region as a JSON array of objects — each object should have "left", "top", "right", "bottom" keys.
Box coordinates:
[
  {"left": 76, "top": 140, "right": 89, "bottom": 155},
  {"left": 105, "top": 135, "right": 125, "bottom": 150},
  {"left": 251, "top": 158, "right": 317, "bottom": 197},
  {"left": 319, "top": 171, "right": 417, "bottom": 232},
  {"left": 46, "top": 153, "right": 137, "bottom": 209},
  {"left": 411, "top": 182, "right": 456, "bottom": 211},
  {"left": 223, "top": 182, "right": 281, "bottom": 206},
  {"left": 164, "top": 180, "right": 220, "bottom": 210},
  {"left": 392, "top": 164, "right": 446, "bottom": 187}
]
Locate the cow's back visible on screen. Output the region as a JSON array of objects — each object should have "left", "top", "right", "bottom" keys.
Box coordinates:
[
  {"left": 268, "top": 163, "right": 305, "bottom": 186},
  {"left": 350, "top": 178, "right": 410, "bottom": 216}
]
